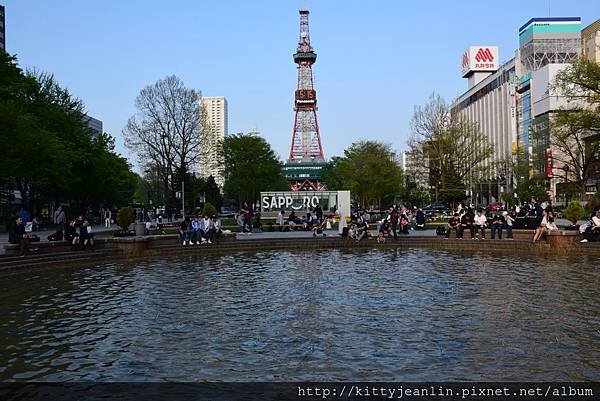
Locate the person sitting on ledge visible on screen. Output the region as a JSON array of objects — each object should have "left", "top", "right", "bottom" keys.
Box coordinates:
[
  {"left": 190, "top": 215, "right": 201, "bottom": 245},
  {"left": 80, "top": 218, "right": 95, "bottom": 250},
  {"left": 312, "top": 218, "right": 327, "bottom": 237},
  {"left": 533, "top": 209, "right": 549, "bottom": 243},
  {"left": 474, "top": 209, "right": 487, "bottom": 239},
  {"left": 580, "top": 209, "right": 600, "bottom": 243},
  {"left": 65, "top": 218, "right": 80, "bottom": 250},
  {"left": 491, "top": 213, "right": 504, "bottom": 240},
  {"left": 8, "top": 216, "right": 39, "bottom": 256},
  {"left": 179, "top": 217, "right": 191, "bottom": 246},
  {"left": 288, "top": 211, "right": 298, "bottom": 231},
  {"left": 459, "top": 209, "right": 475, "bottom": 239},
  {"left": 356, "top": 220, "right": 369, "bottom": 241},
  {"left": 210, "top": 215, "right": 222, "bottom": 242},
  {"left": 200, "top": 215, "right": 212, "bottom": 244},
  {"left": 445, "top": 213, "right": 460, "bottom": 239}
]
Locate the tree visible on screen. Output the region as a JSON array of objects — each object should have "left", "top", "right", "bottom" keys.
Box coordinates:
[
  {"left": 123, "top": 75, "right": 203, "bottom": 201},
  {"left": 221, "top": 134, "right": 289, "bottom": 205},
  {"left": 0, "top": 53, "right": 137, "bottom": 214},
  {"left": 202, "top": 201, "right": 217, "bottom": 217},
  {"left": 319, "top": 156, "right": 344, "bottom": 190},
  {"left": 551, "top": 58, "right": 600, "bottom": 194},
  {"left": 409, "top": 93, "right": 493, "bottom": 202},
  {"left": 333, "top": 141, "right": 403, "bottom": 208},
  {"left": 564, "top": 201, "right": 585, "bottom": 225}
]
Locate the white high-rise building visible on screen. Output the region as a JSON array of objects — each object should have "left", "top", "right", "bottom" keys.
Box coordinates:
[{"left": 200, "top": 96, "right": 228, "bottom": 188}]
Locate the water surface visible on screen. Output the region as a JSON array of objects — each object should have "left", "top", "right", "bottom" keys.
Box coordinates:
[{"left": 0, "top": 248, "right": 598, "bottom": 381}]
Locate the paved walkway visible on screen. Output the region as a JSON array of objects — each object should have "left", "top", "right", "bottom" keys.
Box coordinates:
[
  {"left": 0, "top": 224, "right": 117, "bottom": 255},
  {"left": 235, "top": 228, "right": 437, "bottom": 240}
]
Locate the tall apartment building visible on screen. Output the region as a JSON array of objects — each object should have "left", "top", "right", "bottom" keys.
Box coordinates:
[
  {"left": 401, "top": 151, "right": 429, "bottom": 189},
  {"left": 0, "top": 4, "right": 6, "bottom": 51},
  {"left": 200, "top": 96, "right": 228, "bottom": 188},
  {"left": 582, "top": 18, "right": 600, "bottom": 62}
]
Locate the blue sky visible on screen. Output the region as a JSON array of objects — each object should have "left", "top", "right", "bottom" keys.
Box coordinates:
[{"left": 3, "top": 0, "right": 599, "bottom": 165}]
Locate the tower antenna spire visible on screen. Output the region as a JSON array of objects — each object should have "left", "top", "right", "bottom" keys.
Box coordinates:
[{"left": 289, "top": 9, "right": 324, "bottom": 164}]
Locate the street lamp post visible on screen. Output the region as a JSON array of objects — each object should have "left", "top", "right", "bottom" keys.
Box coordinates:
[{"left": 562, "top": 164, "right": 569, "bottom": 206}]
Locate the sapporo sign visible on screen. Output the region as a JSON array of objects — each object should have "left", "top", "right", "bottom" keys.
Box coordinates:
[{"left": 261, "top": 194, "right": 320, "bottom": 211}]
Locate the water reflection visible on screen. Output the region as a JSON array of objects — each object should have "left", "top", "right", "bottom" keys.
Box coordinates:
[{"left": 0, "top": 249, "right": 598, "bottom": 381}]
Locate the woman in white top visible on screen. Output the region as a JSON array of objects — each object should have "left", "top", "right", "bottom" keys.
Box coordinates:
[{"left": 533, "top": 209, "right": 548, "bottom": 242}]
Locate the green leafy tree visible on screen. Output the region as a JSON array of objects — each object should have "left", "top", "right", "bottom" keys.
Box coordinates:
[
  {"left": 564, "top": 201, "right": 585, "bottom": 225},
  {"left": 514, "top": 178, "right": 550, "bottom": 203},
  {"left": 334, "top": 141, "right": 403, "bottom": 208},
  {"left": 551, "top": 58, "right": 600, "bottom": 193},
  {"left": 222, "top": 134, "right": 289, "bottom": 205},
  {"left": 409, "top": 93, "right": 493, "bottom": 202},
  {"left": 0, "top": 52, "right": 137, "bottom": 217},
  {"left": 202, "top": 201, "right": 217, "bottom": 217},
  {"left": 320, "top": 156, "right": 344, "bottom": 190},
  {"left": 439, "top": 165, "right": 466, "bottom": 206},
  {"left": 116, "top": 207, "right": 135, "bottom": 231}
]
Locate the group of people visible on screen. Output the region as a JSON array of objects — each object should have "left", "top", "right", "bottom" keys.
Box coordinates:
[
  {"left": 444, "top": 208, "right": 516, "bottom": 240},
  {"left": 442, "top": 197, "right": 563, "bottom": 242},
  {"left": 275, "top": 205, "right": 329, "bottom": 234},
  {"left": 580, "top": 208, "right": 600, "bottom": 243},
  {"left": 178, "top": 215, "right": 222, "bottom": 246}
]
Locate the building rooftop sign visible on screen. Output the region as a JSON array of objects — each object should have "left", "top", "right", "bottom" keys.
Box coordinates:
[{"left": 461, "top": 46, "right": 499, "bottom": 77}]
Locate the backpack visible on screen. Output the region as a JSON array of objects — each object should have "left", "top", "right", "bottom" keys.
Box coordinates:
[
  {"left": 436, "top": 225, "right": 447, "bottom": 236},
  {"left": 48, "top": 230, "right": 64, "bottom": 241}
]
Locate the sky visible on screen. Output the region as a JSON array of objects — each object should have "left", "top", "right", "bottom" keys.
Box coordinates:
[{"left": 3, "top": 0, "right": 599, "bottom": 166}]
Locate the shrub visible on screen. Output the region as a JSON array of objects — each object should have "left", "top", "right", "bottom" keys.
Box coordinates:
[
  {"left": 202, "top": 202, "right": 217, "bottom": 217},
  {"left": 116, "top": 207, "right": 135, "bottom": 231},
  {"left": 564, "top": 201, "right": 585, "bottom": 225}
]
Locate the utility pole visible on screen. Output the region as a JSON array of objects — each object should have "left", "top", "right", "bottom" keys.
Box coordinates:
[{"left": 182, "top": 180, "right": 185, "bottom": 218}]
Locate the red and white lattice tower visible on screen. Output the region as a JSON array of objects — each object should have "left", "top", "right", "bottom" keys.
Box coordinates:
[{"left": 289, "top": 10, "right": 324, "bottom": 162}]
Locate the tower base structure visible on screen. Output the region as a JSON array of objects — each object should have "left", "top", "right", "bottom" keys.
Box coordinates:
[{"left": 283, "top": 161, "right": 326, "bottom": 191}]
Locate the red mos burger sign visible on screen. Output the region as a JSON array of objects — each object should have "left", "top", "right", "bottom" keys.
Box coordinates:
[{"left": 461, "top": 46, "right": 499, "bottom": 77}]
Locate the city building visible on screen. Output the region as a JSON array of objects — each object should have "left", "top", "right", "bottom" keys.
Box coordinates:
[
  {"left": 453, "top": 17, "right": 583, "bottom": 203},
  {"left": 581, "top": 17, "right": 600, "bottom": 62},
  {"left": 83, "top": 115, "right": 103, "bottom": 139},
  {"left": 454, "top": 48, "right": 517, "bottom": 203},
  {"left": 517, "top": 17, "right": 581, "bottom": 200},
  {"left": 580, "top": 18, "right": 600, "bottom": 195},
  {"left": 200, "top": 96, "right": 228, "bottom": 188},
  {"left": 0, "top": 4, "right": 6, "bottom": 51},
  {"left": 401, "top": 150, "right": 429, "bottom": 189}
]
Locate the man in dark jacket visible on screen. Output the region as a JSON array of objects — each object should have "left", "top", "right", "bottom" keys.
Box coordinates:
[
  {"left": 8, "top": 216, "right": 37, "bottom": 255},
  {"left": 459, "top": 209, "right": 475, "bottom": 239},
  {"left": 446, "top": 213, "right": 460, "bottom": 239}
]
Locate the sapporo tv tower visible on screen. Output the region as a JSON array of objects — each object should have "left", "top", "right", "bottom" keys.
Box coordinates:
[{"left": 283, "top": 9, "right": 326, "bottom": 191}]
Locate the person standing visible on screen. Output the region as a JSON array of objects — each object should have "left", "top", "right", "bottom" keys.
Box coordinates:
[
  {"left": 276, "top": 209, "right": 285, "bottom": 228},
  {"left": 503, "top": 211, "right": 514, "bottom": 240},
  {"left": 389, "top": 207, "right": 399, "bottom": 240},
  {"left": 241, "top": 201, "right": 252, "bottom": 233},
  {"left": 104, "top": 209, "right": 112, "bottom": 228},
  {"left": 315, "top": 205, "right": 323, "bottom": 222},
  {"left": 53, "top": 206, "right": 66, "bottom": 233}
]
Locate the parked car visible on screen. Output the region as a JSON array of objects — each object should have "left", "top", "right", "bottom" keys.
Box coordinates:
[
  {"left": 219, "top": 206, "right": 238, "bottom": 218},
  {"left": 423, "top": 203, "right": 447, "bottom": 212},
  {"left": 486, "top": 202, "right": 504, "bottom": 212}
]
